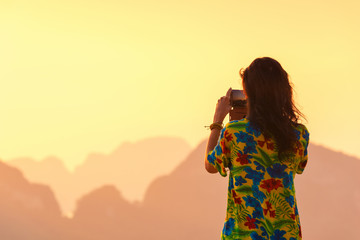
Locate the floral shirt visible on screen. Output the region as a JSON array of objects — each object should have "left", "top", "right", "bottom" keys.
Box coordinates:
[{"left": 206, "top": 118, "right": 309, "bottom": 240}]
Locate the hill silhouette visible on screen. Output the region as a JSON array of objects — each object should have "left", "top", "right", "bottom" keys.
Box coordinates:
[
  {"left": 139, "top": 141, "right": 360, "bottom": 239},
  {"left": 295, "top": 143, "right": 360, "bottom": 239},
  {"left": 141, "top": 140, "right": 228, "bottom": 239},
  {"left": 0, "top": 161, "right": 70, "bottom": 240},
  {"left": 70, "top": 185, "right": 142, "bottom": 239},
  {"left": 68, "top": 140, "right": 360, "bottom": 239},
  {"left": 6, "top": 136, "right": 191, "bottom": 216},
  {"left": 1, "top": 139, "right": 359, "bottom": 239}
]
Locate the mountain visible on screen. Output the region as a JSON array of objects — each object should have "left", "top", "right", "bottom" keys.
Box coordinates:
[
  {"left": 295, "top": 144, "right": 360, "bottom": 240},
  {"left": 6, "top": 156, "right": 74, "bottom": 216},
  {"left": 141, "top": 140, "right": 228, "bottom": 239},
  {"left": 140, "top": 141, "right": 360, "bottom": 239},
  {"left": 0, "top": 160, "right": 69, "bottom": 240},
  {"left": 6, "top": 136, "right": 191, "bottom": 215},
  {"left": 70, "top": 185, "right": 142, "bottom": 240},
  {"left": 2, "top": 139, "right": 359, "bottom": 239}
]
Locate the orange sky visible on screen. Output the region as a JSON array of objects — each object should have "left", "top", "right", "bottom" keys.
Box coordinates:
[{"left": 0, "top": 0, "right": 359, "bottom": 171}]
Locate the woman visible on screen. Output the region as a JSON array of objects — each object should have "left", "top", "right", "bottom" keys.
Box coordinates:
[{"left": 205, "top": 57, "right": 309, "bottom": 240}]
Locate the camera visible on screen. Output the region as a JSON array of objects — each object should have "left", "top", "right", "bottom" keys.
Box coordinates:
[
  {"left": 230, "top": 90, "right": 247, "bottom": 107},
  {"left": 229, "top": 89, "right": 247, "bottom": 121}
]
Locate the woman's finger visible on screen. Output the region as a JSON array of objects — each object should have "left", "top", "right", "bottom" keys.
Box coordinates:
[{"left": 226, "top": 87, "right": 232, "bottom": 99}]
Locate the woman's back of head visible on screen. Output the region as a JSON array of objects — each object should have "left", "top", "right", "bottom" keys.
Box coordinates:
[{"left": 240, "top": 57, "right": 305, "bottom": 160}]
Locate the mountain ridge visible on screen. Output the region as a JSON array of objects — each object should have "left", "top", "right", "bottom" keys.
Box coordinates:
[
  {"left": 4, "top": 136, "right": 191, "bottom": 214},
  {"left": 0, "top": 138, "right": 359, "bottom": 239}
]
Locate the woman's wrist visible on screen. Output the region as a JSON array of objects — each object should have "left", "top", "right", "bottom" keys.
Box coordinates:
[
  {"left": 209, "top": 122, "right": 224, "bottom": 130},
  {"left": 213, "top": 116, "right": 224, "bottom": 124}
]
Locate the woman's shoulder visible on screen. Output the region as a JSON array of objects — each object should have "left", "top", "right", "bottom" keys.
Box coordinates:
[
  {"left": 225, "top": 118, "right": 249, "bottom": 129},
  {"left": 293, "top": 122, "right": 310, "bottom": 142},
  {"left": 294, "top": 122, "right": 308, "bottom": 132},
  {"left": 224, "top": 118, "right": 263, "bottom": 140}
]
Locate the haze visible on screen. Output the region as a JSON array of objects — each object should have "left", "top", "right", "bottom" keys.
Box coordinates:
[{"left": 0, "top": 0, "right": 359, "bottom": 172}]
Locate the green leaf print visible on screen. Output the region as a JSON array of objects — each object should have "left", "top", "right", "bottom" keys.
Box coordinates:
[
  {"left": 257, "top": 147, "right": 273, "bottom": 167},
  {"left": 280, "top": 188, "right": 291, "bottom": 198},
  {"left": 229, "top": 141, "right": 235, "bottom": 149},
  {"left": 265, "top": 218, "right": 275, "bottom": 235},
  {"left": 269, "top": 153, "right": 281, "bottom": 163},
  {"left": 258, "top": 219, "right": 275, "bottom": 236},
  {"left": 231, "top": 166, "right": 248, "bottom": 174},
  {"left": 227, "top": 206, "right": 234, "bottom": 215},
  {"left": 268, "top": 192, "right": 281, "bottom": 204},
  {"left": 273, "top": 219, "right": 296, "bottom": 229},
  {"left": 268, "top": 192, "right": 293, "bottom": 220},
  {"left": 252, "top": 151, "right": 274, "bottom": 168},
  {"left": 235, "top": 185, "right": 253, "bottom": 194},
  {"left": 227, "top": 197, "right": 235, "bottom": 211},
  {"left": 275, "top": 203, "right": 293, "bottom": 219},
  {"left": 287, "top": 223, "right": 298, "bottom": 238},
  {"left": 252, "top": 155, "right": 268, "bottom": 168},
  {"left": 227, "top": 122, "right": 247, "bottom": 130},
  {"left": 234, "top": 206, "right": 241, "bottom": 225},
  {"left": 238, "top": 204, "right": 250, "bottom": 222},
  {"left": 231, "top": 144, "right": 244, "bottom": 158},
  {"left": 301, "top": 139, "right": 307, "bottom": 149},
  {"left": 231, "top": 228, "right": 253, "bottom": 239}
]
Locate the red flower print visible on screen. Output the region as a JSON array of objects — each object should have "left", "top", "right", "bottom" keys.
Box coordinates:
[
  {"left": 260, "top": 179, "right": 283, "bottom": 193},
  {"left": 299, "top": 149, "right": 304, "bottom": 157},
  {"left": 232, "top": 190, "right": 242, "bottom": 204},
  {"left": 257, "top": 137, "right": 274, "bottom": 150},
  {"left": 263, "top": 205, "right": 270, "bottom": 215},
  {"left": 300, "top": 160, "right": 307, "bottom": 169},
  {"left": 258, "top": 140, "right": 265, "bottom": 147},
  {"left": 260, "top": 180, "right": 273, "bottom": 193},
  {"left": 221, "top": 140, "right": 230, "bottom": 154},
  {"left": 272, "top": 179, "right": 283, "bottom": 190},
  {"left": 299, "top": 225, "right": 302, "bottom": 237},
  {"left": 293, "top": 141, "right": 303, "bottom": 155},
  {"left": 234, "top": 197, "right": 242, "bottom": 204},
  {"left": 232, "top": 190, "right": 236, "bottom": 197},
  {"left": 263, "top": 201, "right": 276, "bottom": 218},
  {"left": 290, "top": 214, "right": 296, "bottom": 220},
  {"left": 267, "top": 142, "right": 275, "bottom": 150},
  {"left": 216, "top": 158, "right": 222, "bottom": 164},
  {"left": 224, "top": 130, "right": 233, "bottom": 142},
  {"left": 244, "top": 216, "right": 257, "bottom": 229},
  {"left": 269, "top": 210, "right": 276, "bottom": 218},
  {"left": 236, "top": 152, "right": 249, "bottom": 165}
]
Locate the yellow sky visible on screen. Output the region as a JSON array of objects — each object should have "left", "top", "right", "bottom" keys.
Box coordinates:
[{"left": 1, "top": 0, "right": 359, "bottom": 171}]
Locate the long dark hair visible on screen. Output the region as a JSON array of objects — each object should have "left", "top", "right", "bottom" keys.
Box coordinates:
[{"left": 240, "top": 57, "right": 305, "bottom": 160}]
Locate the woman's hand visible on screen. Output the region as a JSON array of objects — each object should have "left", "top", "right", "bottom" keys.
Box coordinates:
[{"left": 213, "top": 88, "right": 232, "bottom": 123}]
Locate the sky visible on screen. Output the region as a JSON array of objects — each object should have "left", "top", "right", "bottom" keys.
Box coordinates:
[{"left": 0, "top": 0, "right": 359, "bottom": 171}]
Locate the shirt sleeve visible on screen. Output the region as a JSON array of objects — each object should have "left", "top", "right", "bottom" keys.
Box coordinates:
[
  {"left": 296, "top": 125, "right": 310, "bottom": 174},
  {"left": 206, "top": 126, "right": 231, "bottom": 177}
]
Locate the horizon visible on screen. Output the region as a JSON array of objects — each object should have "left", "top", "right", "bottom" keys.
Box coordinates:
[
  {"left": 0, "top": 141, "right": 360, "bottom": 229},
  {"left": 1, "top": 0, "right": 360, "bottom": 171},
  {"left": 3, "top": 135, "right": 360, "bottom": 174},
  {"left": 3, "top": 139, "right": 360, "bottom": 218},
  {"left": 1, "top": 138, "right": 359, "bottom": 240}
]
